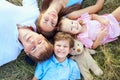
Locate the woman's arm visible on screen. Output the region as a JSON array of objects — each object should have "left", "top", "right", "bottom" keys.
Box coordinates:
[{"left": 67, "top": 0, "right": 104, "bottom": 19}]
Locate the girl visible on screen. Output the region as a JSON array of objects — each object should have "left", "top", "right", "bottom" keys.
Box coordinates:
[{"left": 58, "top": 7, "right": 120, "bottom": 49}]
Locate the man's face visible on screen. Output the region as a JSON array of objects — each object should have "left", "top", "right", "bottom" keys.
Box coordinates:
[{"left": 22, "top": 30, "right": 48, "bottom": 59}]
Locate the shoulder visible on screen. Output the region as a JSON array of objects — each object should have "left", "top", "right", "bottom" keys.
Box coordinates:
[{"left": 68, "top": 58, "right": 78, "bottom": 66}]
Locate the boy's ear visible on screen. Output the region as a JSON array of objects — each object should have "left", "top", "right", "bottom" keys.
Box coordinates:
[{"left": 69, "top": 48, "right": 72, "bottom": 53}]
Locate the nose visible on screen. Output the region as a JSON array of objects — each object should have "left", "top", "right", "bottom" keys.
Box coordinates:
[{"left": 59, "top": 46, "right": 64, "bottom": 50}]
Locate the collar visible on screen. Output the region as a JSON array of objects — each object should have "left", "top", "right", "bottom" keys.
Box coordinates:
[{"left": 51, "top": 55, "right": 69, "bottom": 67}]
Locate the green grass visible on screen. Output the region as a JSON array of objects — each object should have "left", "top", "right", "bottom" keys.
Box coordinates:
[{"left": 0, "top": 0, "right": 120, "bottom": 80}]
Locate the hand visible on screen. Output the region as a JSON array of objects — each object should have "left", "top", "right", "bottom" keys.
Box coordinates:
[
  {"left": 100, "top": 18, "right": 110, "bottom": 27},
  {"left": 98, "top": 27, "right": 108, "bottom": 40}
]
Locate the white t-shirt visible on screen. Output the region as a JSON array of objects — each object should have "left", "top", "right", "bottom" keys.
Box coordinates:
[{"left": 0, "top": 0, "right": 39, "bottom": 66}]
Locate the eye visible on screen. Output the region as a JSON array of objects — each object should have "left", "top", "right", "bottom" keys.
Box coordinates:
[
  {"left": 31, "top": 46, "right": 36, "bottom": 51},
  {"left": 77, "top": 44, "right": 79, "bottom": 46},
  {"left": 38, "top": 41, "right": 42, "bottom": 44},
  {"left": 71, "top": 27, "right": 73, "bottom": 31},
  {"left": 51, "top": 22, "right": 55, "bottom": 27},
  {"left": 56, "top": 44, "right": 61, "bottom": 47},
  {"left": 44, "top": 18, "right": 48, "bottom": 22},
  {"left": 71, "top": 21, "right": 73, "bottom": 24},
  {"left": 64, "top": 46, "right": 68, "bottom": 48},
  {"left": 72, "top": 47, "right": 75, "bottom": 50}
]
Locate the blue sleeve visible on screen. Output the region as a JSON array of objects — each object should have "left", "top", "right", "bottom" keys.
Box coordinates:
[
  {"left": 69, "top": 60, "right": 81, "bottom": 80},
  {"left": 34, "top": 62, "right": 44, "bottom": 79},
  {"left": 22, "top": 0, "right": 38, "bottom": 7}
]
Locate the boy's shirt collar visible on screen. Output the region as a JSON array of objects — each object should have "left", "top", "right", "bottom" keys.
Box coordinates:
[{"left": 51, "top": 55, "right": 69, "bottom": 67}]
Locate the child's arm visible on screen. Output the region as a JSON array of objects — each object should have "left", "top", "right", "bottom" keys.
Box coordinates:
[
  {"left": 92, "top": 27, "right": 108, "bottom": 49},
  {"left": 91, "top": 14, "right": 110, "bottom": 26},
  {"left": 67, "top": 0, "right": 104, "bottom": 19},
  {"left": 32, "top": 76, "right": 38, "bottom": 80}
]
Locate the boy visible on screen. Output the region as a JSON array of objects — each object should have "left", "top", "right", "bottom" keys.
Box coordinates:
[{"left": 32, "top": 32, "right": 81, "bottom": 80}]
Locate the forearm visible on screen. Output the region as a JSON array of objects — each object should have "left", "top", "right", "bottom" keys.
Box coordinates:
[
  {"left": 91, "top": 14, "right": 104, "bottom": 23},
  {"left": 92, "top": 37, "right": 103, "bottom": 49},
  {"left": 67, "top": 0, "right": 104, "bottom": 19}
]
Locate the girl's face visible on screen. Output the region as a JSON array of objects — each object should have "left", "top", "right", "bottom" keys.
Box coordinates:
[
  {"left": 21, "top": 30, "right": 48, "bottom": 59},
  {"left": 39, "top": 10, "right": 58, "bottom": 32},
  {"left": 54, "top": 40, "right": 71, "bottom": 62},
  {"left": 61, "top": 18, "right": 82, "bottom": 34}
]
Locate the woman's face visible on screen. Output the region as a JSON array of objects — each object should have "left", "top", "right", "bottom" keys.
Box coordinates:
[
  {"left": 39, "top": 10, "right": 58, "bottom": 32},
  {"left": 21, "top": 30, "right": 48, "bottom": 59},
  {"left": 60, "top": 18, "right": 82, "bottom": 34}
]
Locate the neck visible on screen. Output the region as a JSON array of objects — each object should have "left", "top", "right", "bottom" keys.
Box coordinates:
[
  {"left": 56, "top": 57, "right": 66, "bottom": 63},
  {"left": 48, "top": 0, "right": 65, "bottom": 13}
]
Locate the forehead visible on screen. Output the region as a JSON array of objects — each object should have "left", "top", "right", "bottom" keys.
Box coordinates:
[
  {"left": 61, "top": 18, "right": 72, "bottom": 32},
  {"left": 31, "top": 41, "right": 48, "bottom": 58},
  {"left": 55, "top": 40, "right": 69, "bottom": 45}
]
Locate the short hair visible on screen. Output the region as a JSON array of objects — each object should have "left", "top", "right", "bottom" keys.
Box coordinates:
[
  {"left": 54, "top": 32, "right": 74, "bottom": 48},
  {"left": 28, "top": 38, "right": 53, "bottom": 62}
]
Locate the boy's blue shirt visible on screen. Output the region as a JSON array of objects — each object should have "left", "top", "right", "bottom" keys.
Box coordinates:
[{"left": 35, "top": 55, "right": 81, "bottom": 80}]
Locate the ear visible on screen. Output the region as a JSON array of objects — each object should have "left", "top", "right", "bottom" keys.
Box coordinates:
[{"left": 69, "top": 48, "right": 72, "bottom": 53}]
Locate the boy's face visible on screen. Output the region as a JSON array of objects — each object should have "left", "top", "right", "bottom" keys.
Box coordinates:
[
  {"left": 61, "top": 18, "right": 82, "bottom": 34},
  {"left": 54, "top": 40, "right": 71, "bottom": 61}
]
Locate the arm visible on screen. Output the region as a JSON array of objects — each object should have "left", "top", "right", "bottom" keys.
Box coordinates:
[
  {"left": 69, "top": 61, "right": 81, "bottom": 80},
  {"left": 67, "top": 0, "right": 104, "bottom": 19},
  {"left": 91, "top": 14, "right": 110, "bottom": 26},
  {"left": 32, "top": 77, "right": 38, "bottom": 80},
  {"left": 92, "top": 27, "right": 108, "bottom": 49}
]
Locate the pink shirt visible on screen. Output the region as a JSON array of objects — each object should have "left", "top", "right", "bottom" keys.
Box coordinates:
[{"left": 77, "top": 13, "right": 120, "bottom": 48}]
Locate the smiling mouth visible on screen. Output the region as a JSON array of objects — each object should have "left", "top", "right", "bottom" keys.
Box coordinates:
[{"left": 50, "top": 11, "right": 56, "bottom": 18}]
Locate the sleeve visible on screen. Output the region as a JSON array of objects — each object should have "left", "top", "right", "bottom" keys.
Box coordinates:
[
  {"left": 69, "top": 60, "right": 81, "bottom": 80},
  {"left": 22, "top": 0, "right": 38, "bottom": 7},
  {"left": 34, "top": 62, "right": 44, "bottom": 79}
]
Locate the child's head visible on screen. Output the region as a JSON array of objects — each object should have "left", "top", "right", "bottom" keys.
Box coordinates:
[
  {"left": 58, "top": 18, "right": 83, "bottom": 35},
  {"left": 53, "top": 32, "right": 74, "bottom": 61}
]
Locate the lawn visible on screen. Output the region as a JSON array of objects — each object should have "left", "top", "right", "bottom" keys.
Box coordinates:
[{"left": 0, "top": 0, "right": 120, "bottom": 80}]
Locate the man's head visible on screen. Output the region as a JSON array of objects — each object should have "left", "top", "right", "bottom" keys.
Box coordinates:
[{"left": 19, "top": 27, "right": 53, "bottom": 62}]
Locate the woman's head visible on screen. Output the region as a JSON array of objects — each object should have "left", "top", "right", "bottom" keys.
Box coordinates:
[
  {"left": 37, "top": 10, "right": 58, "bottom": 32},
  {"left": 36, "top": 0, "right": 59, "bottom": 33},
  {"left": 58, "top": 18, "right": 82, "bottom": 34}
]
